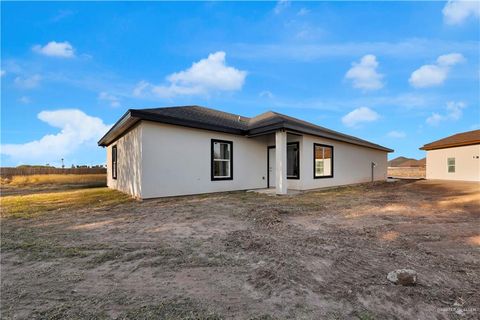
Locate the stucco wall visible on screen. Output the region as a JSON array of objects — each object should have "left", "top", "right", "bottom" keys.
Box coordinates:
[
  {"left": 105, "top": 122, "right": 389, "bottom": 198},
  {"left": 140, "top": 121, "right": 268, "bottom": 198},
  {"left": 426, "top": 144, "right": 480, "bottom": 181},
  {"left": 298, "top": 134, "right": 388, "bottom": 190},
  {"left": 264, "top": 131, "right": 388, "bottom": 190},
  {"left": 106, "top": 124, "right": 142, "bottom": 198}
]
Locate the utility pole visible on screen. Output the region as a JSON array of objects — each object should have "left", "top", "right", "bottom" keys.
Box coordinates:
[{"left": 61, "top": 158, "right": 65, "bottom": 169}]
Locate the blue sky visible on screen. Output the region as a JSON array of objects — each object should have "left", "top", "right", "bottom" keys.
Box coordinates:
[{"left": 1, "top": 1, "right": 479, "bottom": 167}]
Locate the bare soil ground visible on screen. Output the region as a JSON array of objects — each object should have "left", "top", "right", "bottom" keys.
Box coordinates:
[{"left": 1, "top": 180, "right": 479, "bottom": 319}]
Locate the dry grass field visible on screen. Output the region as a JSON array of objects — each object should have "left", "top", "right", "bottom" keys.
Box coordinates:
[
  {"left": 1, "top": 174, "right": 106, "bottom": 196},
  {"left": 387, "top": 167, "right": 426, "bottom": 179},
  {"left": 1, "top": 179, "right": 479, "bottom": 319}
]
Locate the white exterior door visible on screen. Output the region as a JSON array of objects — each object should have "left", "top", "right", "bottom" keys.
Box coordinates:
[{"left": 268, "top": 147, "right": 276, "bottom": 188}]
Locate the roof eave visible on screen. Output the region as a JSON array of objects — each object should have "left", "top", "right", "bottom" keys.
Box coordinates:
[
  {"left": 420, "top": 140, "right": 480, "bottom": 151},
  {"left": 98, "top": 109, "right": 247, "bottom": 147},
  {"left": 283, "top": 122, "right": 393, "bottom": 152},
  {"left": 98, "top": 110, "right": 137, "bottom": 147},
  {"left": 247, "top": 121, "right": 393, "bottom": 152}
]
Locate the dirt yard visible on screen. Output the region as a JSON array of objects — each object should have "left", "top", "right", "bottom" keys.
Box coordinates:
[{"left": 1, "top": 180, "right": 479, "bottom": 319}]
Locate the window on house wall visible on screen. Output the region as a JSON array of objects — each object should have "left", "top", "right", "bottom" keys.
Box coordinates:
[
  {"left": 287, "top": 142, "right": 300, "bottom": 179},
  {"left": 314, "top": 144, "right": 333, "bottom": 178},
  {"left": 447, "top": 157, "right": 455, "bottom": 173},
  {"left": 112, "top": 145, "right": 118, "bottom": 180},
  {"left": 211, "top": 139, "right": 233, "bottom": 180}
]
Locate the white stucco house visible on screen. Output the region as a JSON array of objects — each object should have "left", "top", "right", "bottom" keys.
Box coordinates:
[
  {"left": 98, "top": 106, "right": 393, "bottom": 199},
  {"left": 420, "top": 129, "right": 480, "bottom": 182}
]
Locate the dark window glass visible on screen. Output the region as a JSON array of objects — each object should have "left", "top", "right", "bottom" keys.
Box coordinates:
[
  {"left": 214, "top": 160, "right": 230, "bottom": 177},
  {"left": 287, "top": 143, "right": 299, "bottom": 179},
  {"left": 112, "top": 145, "right": 117, "bottom": 180}
]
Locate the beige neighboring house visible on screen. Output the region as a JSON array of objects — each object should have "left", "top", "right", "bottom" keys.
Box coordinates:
[
  {"left": 420, "top": 129, "right": 480, "bottom": 182},
  {"left": 98, "top": 106, "right": 393, "bottom": 199}
]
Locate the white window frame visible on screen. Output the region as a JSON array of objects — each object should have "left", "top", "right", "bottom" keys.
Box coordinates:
[
  {"left": 447, "top": 157, "right": 455, "bottom": 173},
  {"left": 314, "top": 143, "right": 334, "bottom": 179}
]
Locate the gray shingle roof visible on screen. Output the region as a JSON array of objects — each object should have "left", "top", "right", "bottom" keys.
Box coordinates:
[
  {"left": 98, "top": 105, "right": 393, "bottom": 152},
  {"left": 139, "top": 106, "right": 251, "bottom": 131}
]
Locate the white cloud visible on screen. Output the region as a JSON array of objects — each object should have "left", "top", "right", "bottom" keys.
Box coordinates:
[
  {"left": 342, "top": 107, "right": 380, "bottom": 127},
  {"left": 274, "top": 0, "right": 290, "bottom": 14},
  {"left": 437, "top": 53, "right": 465, "bottom": 66},
  {"left": 409, "top": 53, "right": 465, "bottom": 88},
  {"left": 1, "top": 109, "right": 110, "bottom": 164},
  {"left": 51, "top": 9, "right": 74, "bottom": 22},
  {"left": 409, "top": 65, "right": 446, "bottom": 88},
  {"left": 443, "top": 0, "right": 480, "bottom": 25},
  {"left": 345, "top": 54, "right": 384, "bottom": 91},
  {"left": 445, "top": 100, "right": 466, "bottom": 120},
  {"left": 387, "top": 130, "right": 406, "bottom": 138},
  {"left": 18, "top": 96, "right": 31, "bottom": 104},
  {"left": 297, "top": 8, "right": 310, "bottom": 16},
  {"left": 231, "top": 39, "right": 478, "bottom": 61},
  {"left": 294, "top": 25, "right": 326, "bottom": 41},
  {"left": 259, "top": 90, "right": 274, "bottom": 99},
  {"left": 135, "top": 51, "right": 247, "bottom": 98},
  {"left": 133, "top": 80, "right": 150, "bottom": 97},
  {"left": 426, "top": 101, "right": 466, "bottom": 125},
  {"left": 33, "top": 41, "right": 75, "bottom": 58},
  {"left": 426, "top": 113, "right": 444, "bottom": 126},
  {"left": 14, "top": 74, "right": 41, "bottom": 89},
  {"left": 98, "top": 92, "right": 120, "bottom": 107}
]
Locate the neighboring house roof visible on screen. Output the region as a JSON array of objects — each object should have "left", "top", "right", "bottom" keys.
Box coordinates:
[
  {"left": 98, "top": 105, "right": 393, "bottom": 152},
  {"left": 388, "top": 156, "right": 426, "bottom": 167},
  {"left": 420, "top": 129, "right": 480, "bottom": 151}
]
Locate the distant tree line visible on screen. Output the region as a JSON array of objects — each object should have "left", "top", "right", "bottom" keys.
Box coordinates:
[{"left": 16, "top": 164, "right": 105, "bottom": 169}]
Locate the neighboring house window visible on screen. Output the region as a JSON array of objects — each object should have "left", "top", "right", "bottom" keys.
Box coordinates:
[
  {"left": 112, "top": 145, "right": 118, "bottom": 180},
  {"left": 447, "top": 157, "right": 455, "bottom": 173},
  {"left": 211, "top": 139, "right": 233, "bottom": 180},
  {"left": 314, "top": 143, "right": 333, "bottom": 178},
  {"left": 287, "top": 142, "right": 300, "bottom": 179}
]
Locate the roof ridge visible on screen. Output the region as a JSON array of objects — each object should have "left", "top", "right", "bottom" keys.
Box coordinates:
[{"left": 139, "top": 105, "right": 250, "bottom": 120}]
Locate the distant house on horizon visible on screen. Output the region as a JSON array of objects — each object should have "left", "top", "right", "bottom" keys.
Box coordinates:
[
  {"left": 420, "top": 129, "right": 480, "bottom": 182},
  {"left": 98, "top": 106, "right": 393, "bottom": 199}
]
